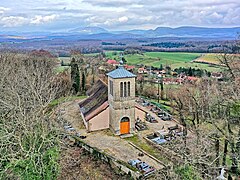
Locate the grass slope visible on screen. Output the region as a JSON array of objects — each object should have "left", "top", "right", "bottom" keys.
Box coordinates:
[
  {"left": 105, "top": 51, "right": 223, "bottom": 71},
  {"left": 58, "top": 51, "right": 223, "bottom": 72},
  {"left": 196, "top": 53, "right": 220, "bottom": 64}
]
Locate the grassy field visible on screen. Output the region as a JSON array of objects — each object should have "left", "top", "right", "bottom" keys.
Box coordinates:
[
  {"left": 58, "top": 51, "right": 224, "bottom": 72},
  {"left": 58, "top": 57, "right": 71, "bottom": 64},
  {"left": 104, "top": 51, "right": 223, "bottom": 72},
  {"left": 105, "top": 51, "right": 201, "bottom": 67},
  {"left": 104, "top": 51, "right": 123, "bottom": 59},
  {"left": 84, "top": 53, "right": 100, "bottom": 57},
  {"left": 194, "top": 53, "right": 221, "bottom": 64},
  {"left": 54, "top": 66, "right": 69, "bottom": 73}
]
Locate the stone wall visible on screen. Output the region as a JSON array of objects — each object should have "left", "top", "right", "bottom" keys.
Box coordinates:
[{"left": 74, "top": 136, "right": 141, "bottom": 179}]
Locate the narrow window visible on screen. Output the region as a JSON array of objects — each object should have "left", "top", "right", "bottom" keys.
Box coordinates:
[
  {"left": 120, "top": 82, "right": 123, "bottom": 97},
  {"left": 128, "top": 81, "right": 130, "bottom": 97},
  {"left": 111, "top": 81, "right": 113, "bottom": 95},
  {"left": 110, "top": 80, "right": 113, "bottom": 95},
  {"left": 110, "top": 80, "right": 111, "bottom": 95},
  {"left": 124, "top": 82, "right": 127, "bottom": 97}
]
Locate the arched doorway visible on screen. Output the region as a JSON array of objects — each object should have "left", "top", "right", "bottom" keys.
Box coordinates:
[{"left": 120, "top": 117, "right": 130, "bottom": 134}]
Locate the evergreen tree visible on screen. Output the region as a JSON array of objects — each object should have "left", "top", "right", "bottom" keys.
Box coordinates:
[
  {"left": 160, "top": 76, "right": 164, "bottom": 100},
  {"left": 159, "top": 64, "right": 163, "bottom": 71},
  {"left": 122, "top": 57, "right": 127, "bottom": 63},
  {"left": 188, "top": 67, "right": 193, "bottom": 76},
  {"left": 82, "top": 71, "right": 86, "bottom": 92},
  {"left": 91, "top": 66, "right": 95, "bottom": 85},
  {"left": 70, "top": 58, "right": 80, "bottom": 94},
  {"left": 166, "top": 66, "right": 171, "bottom": 75},
  {"left": 207, "top": 71, "right": 211, "bottom": 77},
  {"left": 101, "top": 52, "right": 106, "bottom": 58}
]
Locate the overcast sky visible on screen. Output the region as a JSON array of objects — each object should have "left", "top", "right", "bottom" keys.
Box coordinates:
[{"left": 0, "top": 0, "right": 240, "bottom": 32}]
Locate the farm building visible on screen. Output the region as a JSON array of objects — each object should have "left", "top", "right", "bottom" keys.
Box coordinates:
[{"left": 79, "top": 65, "right": 147, "bottom": 135}]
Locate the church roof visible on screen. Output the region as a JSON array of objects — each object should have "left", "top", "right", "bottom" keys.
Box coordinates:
[
  {"left": 79, "top": 79, "right": 147, "bottom": 122},
  {"left": 107, "top": 66, "right": 136, "bottom": 79},
  {"left": 79, "top": 80, "right": 108, "bottom": 121}
]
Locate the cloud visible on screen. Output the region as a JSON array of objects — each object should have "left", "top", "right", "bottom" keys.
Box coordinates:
[
  {"left": 118, "top": 16, "right": 128, "bottom": 23},
  {"left": 1, "top": 0, "right": 240, "bottom": 31},
  {"left": 30, "top": 14, "right": 58, "bottom": 24},
  {"left": 82, "top": 0, "right": 140, "bottom": 7},
  {"left": 223, "top": 7, "right": 240, "bottom": 24},
  {"left": 0, "top": 7, "right": 10, "bottom": 11},
  {"left": 0, "top": 7, "right": 10, "bottom": 14},
  {"left": 0, "top": 14, "right": 59, "bottom": 28},
  {"left": 0, "top": 16, "right": 28, "bottom": 27}
]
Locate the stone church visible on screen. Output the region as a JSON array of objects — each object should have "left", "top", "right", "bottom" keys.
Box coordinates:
[{"left": 79, "top": 63, "right": 146, "bottom": 135}]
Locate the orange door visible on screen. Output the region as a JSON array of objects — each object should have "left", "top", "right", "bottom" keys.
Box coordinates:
[{"left": 120, "top": 121, "right": 130, "bottom": 134}]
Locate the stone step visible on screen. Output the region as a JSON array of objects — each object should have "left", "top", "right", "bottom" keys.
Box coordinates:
[{"left": 120, "top": 134, "right": 134, "bottom": 139}]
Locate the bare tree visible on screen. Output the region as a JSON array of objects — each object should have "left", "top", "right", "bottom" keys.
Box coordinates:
[{"left": 0, "top": 52, "right": 70, "bottom": 179}]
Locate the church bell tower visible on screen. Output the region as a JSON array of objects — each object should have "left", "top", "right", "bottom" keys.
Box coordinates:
[{"left": 107, "top": 59, "right": 136, "bottom": 135}]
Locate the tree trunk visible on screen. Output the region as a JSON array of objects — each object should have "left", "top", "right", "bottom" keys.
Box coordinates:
[
  {"left": 160, "top": 79, "right": 164, "bottom": 100},
  {"left": 215, "top": 136, "right": 220, "bottom": 167},
  {"left": 222, "top": 139, "right": 228, "bottom": 166},
  {"left": 230, "top": 141, "right": 238, "bottom": 173}
]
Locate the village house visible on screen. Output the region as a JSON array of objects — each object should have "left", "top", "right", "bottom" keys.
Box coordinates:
[
  {"left": 186, "top": 76, "right": 198, "bottom": 82},
  {"left": 79, "top": 63, "right": 146, "bottom": 135},
  {"left": 138, "top": 67, "right": 148, "bottom": 74},
  {"left": 159, "top": 70, "right": 166, "bottom": 75},
  {"left": 124, "top": 65, "right": 135, "bottom": 72},
  {"left": 107, "top": 59, "right": 119, "bottom": 66}
]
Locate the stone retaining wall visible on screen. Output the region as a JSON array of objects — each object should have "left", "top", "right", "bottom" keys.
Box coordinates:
[{"left": 74, "top": 136, "right": 141, "bottom": 179}]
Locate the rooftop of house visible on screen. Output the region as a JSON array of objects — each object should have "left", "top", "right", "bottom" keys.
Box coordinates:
[
  {"left": 187, "top": 76, "right": 198, "bottom": 81},
  {"left": 124, "top": 65, "right": 135, "bottom": 69},
  {"left": 107, "top": 66, "right": 136, "bottom": 79},
  {"left": 107, "top": 59, "right": 119, "bottom": 65}
]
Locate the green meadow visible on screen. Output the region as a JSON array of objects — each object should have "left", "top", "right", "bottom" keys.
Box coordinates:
[
  {"left": 57, "top": 51, "right": 224, "bottom": 72},
  {"left": 105, "top": 51, "right": 223, "bottom": 72}
]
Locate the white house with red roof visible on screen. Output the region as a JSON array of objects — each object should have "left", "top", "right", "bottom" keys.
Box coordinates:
[{"left": 107, "top": 59, "right": 119, "bottom": 66}]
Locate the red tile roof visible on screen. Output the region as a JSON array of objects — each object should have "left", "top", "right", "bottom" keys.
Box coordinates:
[
  {"left": 107, "top": 59, "right": 119, "bottom": 65},
  {"left": 124, "top": 65, "right": 135, "bottom": 70},
  {"left": 187, "top": 76, "right": 198, "bottom": 81}
]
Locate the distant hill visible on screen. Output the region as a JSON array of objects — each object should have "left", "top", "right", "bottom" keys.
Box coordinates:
[
  {"left": 152, "top": 26, "right": 240, "bottom": 38},
  {"left": 124, "top": 26, "right": 240, "bottom": 39},
  {"left": 68, "top": 26, "right": 108, "bottom": 34},
  {"left": 0, "top": 26, "right": 239, "bottom": 42}
]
